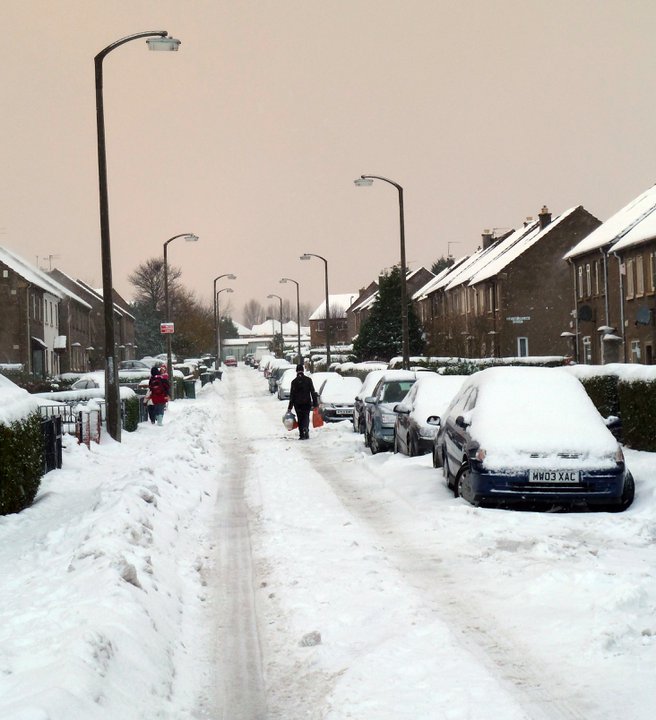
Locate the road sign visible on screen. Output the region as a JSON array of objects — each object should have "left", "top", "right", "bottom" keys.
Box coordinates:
[{"left": 160, "top": 322, "right": 175, "bottom": 334}]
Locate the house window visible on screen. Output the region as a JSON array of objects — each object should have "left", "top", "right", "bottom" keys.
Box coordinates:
[
  {"left": 582, "top": 336, "right": 592, "bottom": 364},
  {"left": 636, "top": 255, "right": 645, "bottom": 296},
  {"left": 649, "top": 252, "right": 656, "bottom": 292},
  {"left": 317, "top": 321, "right": 325, "bottom": 332},
  {"left": 487, "top": 285, "right": 495, "bottom": 314},
  {"left": 577, "top": 266, "right": 583, "bottom": 299},
  {"left": 517, "top": 337, "right": 528, "bottom": 357},
  {"left": 646, "top": 344, "right": 654, "bottom": 365},
  {"left": 631, "top": 339, "right": 641, "bottom": 362},
  {"left": 594, "top": 260, "right": 600, "bottom": 296},
  {"left": 585, "top": 263, "right": 591, "bottom": 297},
  {"left": 626, "top": 258, "right": 635, "bottom": 299}
]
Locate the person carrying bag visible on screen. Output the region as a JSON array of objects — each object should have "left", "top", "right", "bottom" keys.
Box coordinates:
[{"left": 287, "top": 364, "right": 318, "bottom": 440}]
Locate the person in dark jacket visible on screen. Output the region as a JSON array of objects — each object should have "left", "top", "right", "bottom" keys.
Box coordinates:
[
  {"left": 287, "top": 364, "right": 318, "bottom": 439},
  {"left": 146, "top": 366, "right": 170, "bottom": 426}
]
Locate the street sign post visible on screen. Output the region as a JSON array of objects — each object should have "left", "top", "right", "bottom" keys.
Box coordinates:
[{"left": 160, "top": 322, "right": 175, "bottom": 334}]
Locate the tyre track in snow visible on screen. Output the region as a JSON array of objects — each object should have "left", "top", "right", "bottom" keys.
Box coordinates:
[
  {"left": 299, "top": 439, "right": 600, "bottom": 720},
  {"left": 208, "top": 375, "right": 268, "bottom": 720}
]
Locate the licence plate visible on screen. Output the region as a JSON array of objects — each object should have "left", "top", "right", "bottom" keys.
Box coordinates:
[
  {"left": 335, "top": 409, "right": 352, "bottom": 415},
  {"left": 529, "top": 469, "right": 580, "bottom": 484}
]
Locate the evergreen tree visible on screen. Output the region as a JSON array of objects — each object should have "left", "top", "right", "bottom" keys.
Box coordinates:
[
  {"left": 352, "top": 266, "right": 424, "bottom": 361},
  {"left": 430, "top": 255, "right": 455, "bottom": 275}
]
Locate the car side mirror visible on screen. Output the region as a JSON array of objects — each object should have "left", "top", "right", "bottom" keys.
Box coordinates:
[
  {"left": 394, "top": 404, "right": 410, "bottom": 414},
  {"left": 455, "top": 415, "right": 470, "bottom": 429},
  {"left": 427, "top": 415, "right": 441, "bottom": 426},
  {"left": 364, "top": 396, "right": 376, "bottom": 404}
]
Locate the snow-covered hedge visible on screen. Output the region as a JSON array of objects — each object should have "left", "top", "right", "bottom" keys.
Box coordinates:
[
  {"left": 0, "top": 412, "right": 42, "bottom": 515},
  {"left": 565, "top": 364, "right": 656, "bottom": 451}
]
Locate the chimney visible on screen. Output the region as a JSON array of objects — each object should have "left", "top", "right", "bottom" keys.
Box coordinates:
[
  {"left": 538, "top": 205, "right": 551, "bottom": 230},
  {"left": 481, "top": 229, "right": 494, "bottom": 249}
]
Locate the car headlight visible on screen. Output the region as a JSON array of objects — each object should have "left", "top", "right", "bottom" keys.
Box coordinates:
[
  {"left": 615, "top": 445, "right": 624, "bottom": 463},
  {"left": 322, "top": 403, "right": 335, "bottom": 410},
  {"left": 381, "top": 413, "right": 396, "bottom": 424}
]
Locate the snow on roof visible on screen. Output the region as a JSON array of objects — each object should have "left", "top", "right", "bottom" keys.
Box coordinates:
[
  {"left": 564, "top": 184, "right": 656, "bottom": 259},
  {"left": 412, "top": 257, "right": 469, "bottom": 300},
  {"left": 0, "top": 246, "right": 91, "bottom": 308},
  {"left": 469, "top": 208, "right": 578, "bottom": 285},
  {"left": 248, "top": 319, "right": 308, "bottom": 336},
  {"left": 309, "top": 293, "right": 358, "bottom": 320},
  {"left": 441, "top": 245, "right": 499, "bottom": 291}
]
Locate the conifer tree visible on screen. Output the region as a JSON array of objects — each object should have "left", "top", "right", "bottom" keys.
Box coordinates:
[{"left": 352, "top": 266, "right": 424, "bottom": 361}]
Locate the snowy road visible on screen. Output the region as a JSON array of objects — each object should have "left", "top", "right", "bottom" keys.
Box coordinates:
[{"left": 208, "top": 367, "right": 656, "bottom": 720}]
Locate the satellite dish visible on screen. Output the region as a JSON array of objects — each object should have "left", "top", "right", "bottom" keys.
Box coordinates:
[
  {"left": 636, "top": 306, "right": 652, "bottom": 325},
  {"left": 577, "top": 305, "right": 593, "bottom": 322}
]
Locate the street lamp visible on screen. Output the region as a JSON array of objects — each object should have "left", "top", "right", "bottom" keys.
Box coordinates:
[
  {"left": 164, "top": 233, "right": 199, "bottom": 397},
  {"left": 267, "top": 293, "right": 284, "bottom": 357},
  {"left": 354, "top": 174, "right": 410, "bottom": 370},
  {"left": 216, "top": 287, "right": 234, "bottom": 366},
  {"left": 213, "top": 274, "right": 237, "bottom": 367},
  {"left": 300, "top": 253, "right": 331, "bottom": 366},
  {"left": 95, "top": 30, "right": 181, "bottom": 441},
  {"left": 280, "top": 277, "right": 301, "bottom": 364}
]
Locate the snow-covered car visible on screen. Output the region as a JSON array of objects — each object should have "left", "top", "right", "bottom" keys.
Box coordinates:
[
  {"left": 118, "top": 360, "right": 149, "bottom": 370},
  {"left": 393, "top": 373, "right": 467, "bottom": 456},
  {"left": 353, "top": 369, "right": 386, "bottom": 434},
  {"left": 433, "top": 367, "right": 635, "bottom": 511},
  {"left": 277, "top": 367, "right": 298, "bottom": 400},
  {"left": 268, "top": 361, "right": 294, "bottom": 393},
  {"left": 224, "top": 355, "right": 238, "bottom": 367},
  {"left": 364, "top": 370, "right": 417, "bottom": 454},
  {"left": 318, "top": 376, "right": 363, "bottom": 423}
]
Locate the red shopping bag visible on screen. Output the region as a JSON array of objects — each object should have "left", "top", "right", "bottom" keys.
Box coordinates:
[{"left": 312, "top": 407, "right": 324, "bottom": 428}]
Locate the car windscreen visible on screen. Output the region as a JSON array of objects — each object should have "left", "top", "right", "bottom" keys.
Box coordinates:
[{"left": 381, "top": 380, "right": 414, "bottom": 403}]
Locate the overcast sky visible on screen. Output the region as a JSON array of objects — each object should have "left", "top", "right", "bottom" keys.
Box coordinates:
[{"left": 2, "top": 1, "right": 655, "bottom": 323}]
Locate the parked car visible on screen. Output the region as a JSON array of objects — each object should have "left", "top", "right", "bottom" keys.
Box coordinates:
[
  {"left": 119, "top": 360, "right": 149, "bottom": 370},
  {"left": 433, "top": 367, "right": 635, "bottom": 511},
  {"left": 71, "top": 374, "right": 102, "bottom": 390},
  {"left": 277, "top": 367, "right": 298, "bottom": 401},
  {"left": 364, "top": 370, "right": 417, "bottom": 454},
  {"left": 224, "top": 355, "right": 238, "bottom": 367},
  {"left": 353, "top": 369, "right": 386, "bottom": 434},
  {"left": 394, "top": 373, "right": 467, "bottom": 456},
  {"left": 244, "top": 353, "right": 255, "bottom": 367},
  {"left": 318, "top": 376, "right": 363, "bottom": 423},
  {"left": 268, "top": 361, "right": 294, "bottom": 393}
]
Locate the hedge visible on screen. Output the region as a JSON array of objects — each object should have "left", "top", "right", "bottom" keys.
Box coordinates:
[
  {"left": 0, "top": 412, "right": 43, "bottom": 515},
  {"left": 618, "top": 380, "right": 656, "bottom": 452}
]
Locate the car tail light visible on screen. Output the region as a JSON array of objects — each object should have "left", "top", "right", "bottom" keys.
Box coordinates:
[{"left": 615, "top": 445, "right": 624, "bottom": 463}]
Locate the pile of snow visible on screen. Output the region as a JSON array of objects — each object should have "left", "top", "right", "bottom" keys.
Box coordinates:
[{"left": 0, "top": 373, "right": 41, "bottom": 425}]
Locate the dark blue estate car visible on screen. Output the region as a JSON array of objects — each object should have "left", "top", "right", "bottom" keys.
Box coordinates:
[{"left": 433, "top": 367, "right": 634, "bottom": 511}]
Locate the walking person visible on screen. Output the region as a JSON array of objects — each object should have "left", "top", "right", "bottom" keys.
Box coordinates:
[
  {"left": 146, "top": 365, "right": 170, "bottom": 426},
  {"left": 287, "top": 364, "right": 318, "bottom": 440}
]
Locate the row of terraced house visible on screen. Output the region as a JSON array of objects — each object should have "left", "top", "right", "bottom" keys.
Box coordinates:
[
  {"left": 0, "top": 245, "right": 136, "bottom": 376},
  {"left": 339, "top": 183, "right": 656, "bottom": 365}
]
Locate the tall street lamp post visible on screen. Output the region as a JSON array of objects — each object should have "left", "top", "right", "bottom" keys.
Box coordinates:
[
  {"left": 95, "top": 30, "right": 181, "bottom": 441},
  {"left": 280, "top": 277, "right": 301, "bottom": 364},
  {"left": 164, "top": 233, "right": 199, "bottom": 397},
  {"left": 216, "top": 287, "right": 234, "bottom": 366},
  {"left": 213, "top": 273, "right": 237, "bottom": 367},
  {"left": 267, "top": 293, "right": 284, "bottom": 357},
  {"left": 354, "top": 174, "right": 410, "bottom": 370},
  {"left": 300, "top": 252, "right": 331, "bottom": 366}
]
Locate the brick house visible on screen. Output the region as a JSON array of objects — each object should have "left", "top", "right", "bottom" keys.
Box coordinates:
[
  {"left": 565, "top": 184, "right": 656, "bottom": 364},
  {"left": 415, "top": 205, "right": 601, "bottom": 358},
  {"left": 308, "top": 293, "right": 358, "bottom": 348},
  {"left": 0, "top": 246, "right": 92, "bottom": 376}
]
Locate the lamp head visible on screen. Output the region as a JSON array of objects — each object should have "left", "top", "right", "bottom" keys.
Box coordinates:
[
  {"left": 147, "top": 36, "right": 181, "bottom": 51},
  {"left": 225, "top": 288, "right": 234, "bottom": 294},
  {"left": 185, "top": 234, "right": 199, "bottom": 242},
  {"left": 227, "top": 273, "right": 237, "bottom": 280},
  {"left": 280, "top": 278, "right": 287, "bottom": 284},
  {"left": 300, "top": 253, "right": 311, "bottom": 261},
  {"left": 354, "top": 177, "right": 374, "bottom": 187}
]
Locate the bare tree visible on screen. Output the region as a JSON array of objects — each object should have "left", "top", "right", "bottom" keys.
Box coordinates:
[
  {"left": 128, "top": 258, "right": 182, "bottom": 311},
  {"left": 243, "top": 299, "right": 265, "bottom": 327}
]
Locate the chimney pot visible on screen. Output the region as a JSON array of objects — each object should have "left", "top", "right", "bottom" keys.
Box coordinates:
[
  {"left": 538, "top": 205, "right": 552, "bottom": 230},
  {"left": 481, "top": 229, "right": 494, "bottom": 249}
]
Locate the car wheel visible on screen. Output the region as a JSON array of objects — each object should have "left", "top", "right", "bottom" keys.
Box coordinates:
[
  {"left": 454, "top": 463, "right": 470, "bottom": 499},
  {"left": 608, "top": 471, "right": 635, "bottom": 512},
  {"left": 432, "top": 443, "right": 441, "bottom": 468},
  {"left": 370, "top": 434, "right": 380, "bottom": 455}
]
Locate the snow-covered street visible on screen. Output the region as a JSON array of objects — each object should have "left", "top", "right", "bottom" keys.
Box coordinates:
[{"left": 1, "top": 366, "right": 655, "bottom": 719}]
